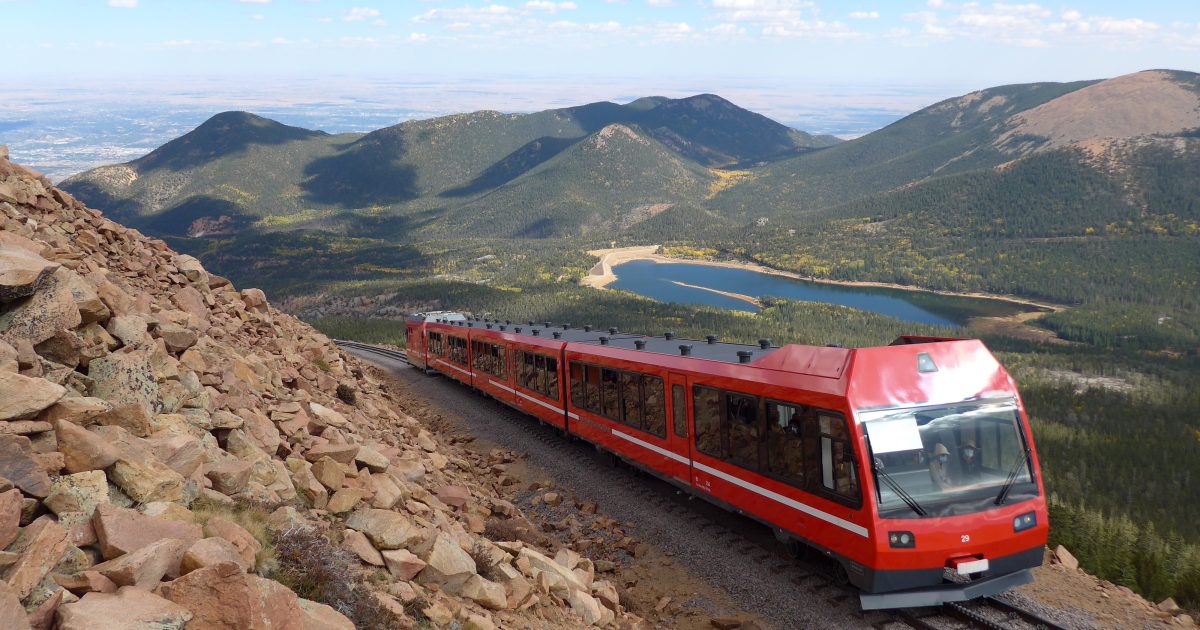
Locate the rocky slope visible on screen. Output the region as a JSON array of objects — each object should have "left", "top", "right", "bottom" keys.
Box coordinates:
[{"left": 0, "top": 146, "right": 643, "bottom": 629}]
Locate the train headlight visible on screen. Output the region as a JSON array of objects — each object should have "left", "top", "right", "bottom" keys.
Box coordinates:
[
  {"left": 888, "top": 531, "right": 916, "bottom": 548},
  {"left": 1012, "top": 512, "right": 1037, "bottom": 532}
]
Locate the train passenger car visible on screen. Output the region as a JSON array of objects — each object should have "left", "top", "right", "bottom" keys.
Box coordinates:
[
  {"left": 404, "top": 311, "right": 465, "bottom": 369},
  {"left": 404, "top": 314, "right": 1049, "bottom": 610}
]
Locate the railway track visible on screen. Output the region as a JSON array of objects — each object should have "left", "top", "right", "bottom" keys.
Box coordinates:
[{"left": 336, "top": 340, "right": 1075, "bottom": 630}]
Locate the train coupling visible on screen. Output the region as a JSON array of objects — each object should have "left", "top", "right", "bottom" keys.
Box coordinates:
[{"left": 858, "top": 568, "right": 1033, "bottom": 610}]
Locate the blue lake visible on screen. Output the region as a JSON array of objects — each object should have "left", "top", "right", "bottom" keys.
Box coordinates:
[{"left": 608, "top": 260, "right": 1036, "bottom": 327}]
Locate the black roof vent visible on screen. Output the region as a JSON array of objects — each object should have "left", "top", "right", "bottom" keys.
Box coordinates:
[
  {"left": 515, "top": 327, "right": 522, "bottom": 333},
  {"left": 737, "top": 350, "right": 754, "bottom": 364},
  {"left": 467, "top": 322, "right": 474, "bottom": 327},
  {"left": 634, "top": 340, "right": 646, "bottom": 350},
  {"left": 679, "top": 344, "right": 693, "bottom": 356},
  {"left": 544, "top": 321, "right": 551, "bottom": 328},
  {"left": 608, "top": 327, "right": 618, "bottom": 334},
  {"left": 706, "top": 335, "right": 718, "bottom": 345},
  {"left": 531, "top": 329, "right": 540, "bottom": 336},
  {"left": 599, "top": 336, "right": 609, "bottom": 345},
  {"left": 505, "top": 320, "right": 512, "bottom": 325},
  {"left": 499, "top": 325, "right": 506, "bottom": 331},
  {"left": 664, "top": 332, "right": 676, "bottom": 340},
  {"left": 553, "top": 331, "right": 562, "bottom": 339},
  {"left": 584, "top": 325, "right": 592, "bottom": 332},
  {"left": 562, "top": 323, "right": 570, "bottom": 329},
  {"left": 528, "top": 320, "right": 534, "bottom": 326},
  {"left": 486, "top": 323, "right": 493, "bottom": 329},
  {"left": 827, "top": 343, "right": 843, "bottom": 348},
  {"left": 758, "top": 338, "right": 771, "bottom": 349}
]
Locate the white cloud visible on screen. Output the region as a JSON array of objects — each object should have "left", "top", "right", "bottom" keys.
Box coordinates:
[
  {"left": 270, "top": 37, "right": 288, "bottom": 45},
  {"left": 344, "top": 7, "right": 381, "bottom": 22},
  {"left": 107, "top": 0, "right": 138, "bottom": 8},
  {"left": 409, "top": 32, "right": 431, "bottom": 42},
  {"left": 848, "top": 11, "right": 879, "bottom": 20},
  {"left": 238, "top": 0, "right": 270, "bottom": 4},
  {"left": 647, "top": 0, "right": 674, "bottom": 6},
  {"left": 523, "top": 1, "right": 577, "bottom": 11}
]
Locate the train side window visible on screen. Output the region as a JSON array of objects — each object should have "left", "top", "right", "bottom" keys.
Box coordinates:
[
  {"left": 495, "top": 345, "right": 507, "bottom": 379},
  {"left": 727, "top": 393, "right": 760, "bottom": 470},
  {"left": 534, "top": 354, "right": 546, "bottom": 393},
  {"left": 671, "top": 385, "right": 687, "bottom": 438},
  {"left": 601, "top": 369, "right": 620, "bottom": 419},
  {"left": 765, "top": 401, "right": 805, "bottom": 488},
  {"left": 693, "top": 386, "right": 725, "bottom": 458},
  {"left": 428, "top": 332, "right": 443, "bottom": 356},
  {"left": 620, "top": 371, "right": 641, "bottom": 429},
  {"left": 643, "top": 375, "right": 666, "bottom": 438},
  {"left": 585, "top": 365, "right": 601, "bottom": 412},
  {"left": 570, "top": 362, "right": 585, "bottom": 405},
  {"left": 818, "top": 412, "right": 860, "bottom": 503},
  {"left": 521, "top": 352, "right": 536, "bottom": 390},
  {"left": 545, "top": 357, "right": 559, "bottom": 400}
]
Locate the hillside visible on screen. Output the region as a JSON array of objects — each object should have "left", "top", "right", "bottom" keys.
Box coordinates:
[
  {"left": 61, "top": 94, "right": 830, "bottom": 241},
  {"left": 437, "top": 124, "right": 718, "bottom": 238},
  {"left": 0, "top": 149, "right": 649, "bottom": 628}
]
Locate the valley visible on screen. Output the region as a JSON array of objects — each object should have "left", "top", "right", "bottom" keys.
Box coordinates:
[{"left": 46, "top": 67, "right": 1200, "bottom": 615}]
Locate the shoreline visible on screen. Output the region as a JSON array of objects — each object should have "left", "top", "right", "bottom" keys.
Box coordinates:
[
  {"left": 582, "top": 245, "right": 1064, "bottom": 314},
  {"left": 668, "top": 280, "right": 762, "bottom": 308}
]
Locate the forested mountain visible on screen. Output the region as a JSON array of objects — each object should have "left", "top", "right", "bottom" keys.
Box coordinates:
[{"left": 61, "top": 93, "right": 832, "bottom": 239}]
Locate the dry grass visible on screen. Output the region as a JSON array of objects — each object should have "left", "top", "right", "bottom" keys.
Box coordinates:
[
  {"left": 468, "top": 541, "right": 499, "bottom": 580},
  {"left": 189, "top": 497, "right": 277, "bottom": 573}
]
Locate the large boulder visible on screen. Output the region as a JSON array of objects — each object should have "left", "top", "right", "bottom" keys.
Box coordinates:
[
  {"left": 0, "top": 580, "right": 31, "bottom": 630},
  {"left": 1, "top": 516, "right": 69, "bottom": 600},
  {"left": 55, "top": 420, "right": 120, "bottom": 473},
  {"left": 345, "top": 509, "right": 423, "bottom": 551},
  {"left": 87, "top": 347, "right": 162, "bottom": 418},
  {"left": 0, "top": 246, "right": 57, "bottom": 303},
  {"left": 93, "top": 504, "right": 203, "bottom": 563},
  {"left": 57, "top": 586, "right": 192, "bottom": 630},
  {"left": 182, "top": 537, "right": 251, "bottom": 574},
  {"left": 0, "top": 267, "right": 82, "bottom": 345},
  {"left": 416, "top": 532, "right": 477, "bottom": 584},
  {"left": 0, "top": 434, "right": 52, "bottom": 497},
  {"left": 0, "top": 371, "right": 66, "bottom": 421},
  {"left": 0, "top": 488, "right": 21, "bottom": 548},
  {"left": 43, "top": 470, "right": 110, "bottom": 516},
  {"left": 156, "top": 562, "right": 306, "bottom": 630},
  {"left": 92, "top": 537, "right": 187, "bottom": 588}
]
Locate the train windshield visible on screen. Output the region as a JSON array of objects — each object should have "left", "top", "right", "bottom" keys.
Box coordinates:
[{"left": 861, "top": 400, "right": 1036, "bottom": 518}]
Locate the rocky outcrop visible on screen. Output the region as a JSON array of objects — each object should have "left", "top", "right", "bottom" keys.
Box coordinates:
[{"left": 0, "top": 150, "right": 640, "bottom": 628}]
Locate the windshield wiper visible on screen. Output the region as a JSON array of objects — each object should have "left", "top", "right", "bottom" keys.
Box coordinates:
[
  {"left": 994, "top": 448, "right": 1032, "bottom": 505},
  {"left": 873, "top": 459, "right": 927, "bottom": 517}
]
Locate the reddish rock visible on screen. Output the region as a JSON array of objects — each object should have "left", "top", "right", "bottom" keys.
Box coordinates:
[
  {"left": 304, "top": 442, "right": 358, "bottom": 464},
  {"left": 52, "top": 570, "right": 118, "bottom": 595},
  {"left": 0, "top": 434, "right": 52, "bottom": 497},
  {"left": 156, "top": 562, "right": 305, "bottom": 630},
  {"left": 27, "top": 587, "right": 64, "bottom": 630},
  {"left": 92, "top": 537, "right": 187, "bottom": 587},
  {"left": 0, "top": 488, "right": 21, "bottom": 548},
  {"left": 341, "top": 529, "right": 384, "bottom": 566},
  {"left": 57, "top": 586, "right": 192, "bottom": 630},
  {"left": 309, "top": 456, "right": 345, "bottom": 491},
  {"left": 0, "top": 579, "right": 31, "bottom": 630},
  {"left": 93, "top": 504, "right": 202, "bottom": 571},
  {"left": 0, "top": 371, "right": 66, "bottom": 421},
  {"left": 181, "top": 537, "right": 249, "bottom": 574},
  {"left": 204, "top": 517, "right": 261, "bottom": 570},
  {"left": 345, "top": 508, "right": 423, "bottom": 550},
  {"left": 436, "top": 484, "right": 471, "bottom": 509},
  {"left": 382, "top": 548, "right": 427, "bottom": 581},
  {"left": 43, "top": 396, "right": 112, "bottom": 425},
  {"left": 0, "top": 245, "right": 58, "bottom": 302},
  {"left": 1, "top": 516, "right": 69, "bottom": 600},
  {"left": 205, "top": 460, "right": 253, "bottom": 495},
  {"left": 54, "top": 420, "right": 119, "bottom": 473},
  {"left": 297, "top": 598, "right": 354, "bottom": 630},
  {"left": 43, "top": 470, "right": 109, "bottom": 516}
]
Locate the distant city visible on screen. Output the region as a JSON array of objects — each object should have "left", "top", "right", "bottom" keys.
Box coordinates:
[{"left": 0, "top": 76, "right": 963, "bottom": 182}]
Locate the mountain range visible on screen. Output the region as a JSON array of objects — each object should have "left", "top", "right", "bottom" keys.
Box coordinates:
[{"left": 61, "top": 69, "right": 1200, "bottom": 343}]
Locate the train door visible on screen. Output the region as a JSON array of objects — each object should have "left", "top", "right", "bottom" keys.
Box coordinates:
[{"left": 667, "top": 373, "right": 693, "bottom": 480}]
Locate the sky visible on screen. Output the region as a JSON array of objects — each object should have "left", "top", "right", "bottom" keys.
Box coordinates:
[
  {"left": 4, "top": 0, "right": 1197, "bottom": 83},
  {"left": 2, "top": 0, "right": 1198, "bottom": 147}
]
